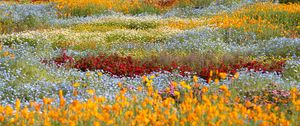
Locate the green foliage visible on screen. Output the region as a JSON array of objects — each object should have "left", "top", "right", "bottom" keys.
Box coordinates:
[
  {"left": 283, "top": 60, "right": 300, "bottom": 81},
  {"left": 279, "top": 0, "right": 300, "bottom": 3},
  {"left": 58, "top": 1, "right": 164, "bottom": 16},
  {"left": 4, "top": 59, "right": 56, "bottom": 86},
  {"left": 237, "top": 5, "right": 300, "bottom": 39},
  {"left": 189, "top": 0, "right": 215, "bottom": 7},
  {"left": 0, "top": 15, "right": 49, "bottom": 34},
  {"left": 229, "top": 72, "right": 291, "bottom": 105},
  {"left": 218, "top": 28, "right": 257, "bottom": 44},
  {"left": 71, "top": 18, "right": 160, "bottom": 32},
  {"left": 128, "top": 4, "right": 163, "bottom": 15},
  {"left": 68, "top": 4, "right": 107, "bottom": 17},
  {"left": 189, "top": 0, "right": 242, "bottom": 8}
]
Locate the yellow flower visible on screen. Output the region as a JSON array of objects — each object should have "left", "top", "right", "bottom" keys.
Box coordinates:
[
  {"left": 212, "top": 94, "right": 218, "bottom": 100},
  {"left": 193, "top": 76, "right": 198, "bottom": 83},
  {"left": 3, "top": 51, "right": 9, "bottom": 57},
  {"left": 125, "top": 111, "right": 134, "bottom": 119},
  {"left": 73, "top": 82, "right": 80, "bottom": 87},
  {"left": 174, "top": 91, "right": 180, "bottom": 98},
  {"left": 185, "top": 85, "right": 191, "bottom": 90},
  {"left": 86, "top": 72, "right": 91, "bottom": 77},
  {"left": 117, "top": 82, "right": 122, "bottom": 88},
  {"left": 97, "top": 72, "right": 103, "bottom": 76},
  {"left": 146, "top": 82, "right": 152, "bottom": 87},
  {"left": 59, "top": 90, "right": 65, "bottom": 107},
  {"left": 171, "top": 81, "right": 177, "bottom": 87},
  {"left": 86, "top": 89, "right": 95, "bottom": 95},
  {"left": 180, "top": 81, "right": 191, "bottom": 90},
  {"left": 94, "top": 121, "right": 100, "bottom": 126},
  {"left": 15, "top": 99, "right": 20, "bottom": 110},
  {"left": 9, "top": 118, "right": 16, "bottom": 124},
  {"left": 209, "top": 70, "right": 213, "bottom": 77},
  {"left": 219, "top": 72, "right": 227, "bottom": 79},
  {"left": 5, "top": 106, "right": 13, "bottom": 115},
  {"left": 180, "top": 81, "right": 186, "bottom": 87},
  {"left": 202, "top": 86, "right": 208, "bottom": 93},
  {"left": 29, "top": 118, "right": 34, "bottom": 125},
  {"left": 9, "top": 54, "right": 15, "bottom": 59},
  {"left": 73, "top": 90, "right": 78, "bottom": 96},
  {"left": 290, "top": 87, "right": 298, "bottom": 93},
  {"left": 214, "top": 78, "right": 219, "bottom": 85},
  {"left": 43, "top": 98, "right": 52, "bottom": 105},
  {"left": 266, "top": 104, "right": 272, "bottom": 110},
  {"left": 59, "top": 90, "right": 63, "bottom": 98},
  {"left": 150, "top": 75, "right": 155, "bottom": 79},
  {"left": 207, "top": 78, "right": 212, "bottom": 84},
  {"left": 245, "top": 101, "right": 252, "bottom": 108},
  {"left": 137, "top": 86, "right": 143, "bottom": 92},
  {"left": 0, "top": 115, "right": 4, "bottom": 122},
  {"left": 234, "top": 72, "right": 239, "bottom": 79},
  {"left": 219, "top": 85, "right": 228, "bottom": 92},
  {"left": 69, "top": 121, "right": 76, "bottom": 126},
  {"left": 142, "top": 75, "right": 148, "bottom": 82}
]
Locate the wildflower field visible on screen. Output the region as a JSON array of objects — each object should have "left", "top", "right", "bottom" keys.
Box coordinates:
[{"left": 0, "top": 0, "right": 300, "bottom": 125}]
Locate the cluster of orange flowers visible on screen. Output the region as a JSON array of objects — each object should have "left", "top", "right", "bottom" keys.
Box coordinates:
[
  {"left": 252, "top": 2, "right": 300, "bottom": 13},
  {"left": 208, "top": 2, "right": 300, "bottom": 38},
  {"left": 209, "top": 14, "right": 276, "bottom": 32},
  {"left": 0, "top": 44, "right": 15, "bottom": 59},
  {"left": 1, "top": 77, "right": 299, "bottom": 126},
  {"left": 205, "top": 70, "right": 238, "bottom": 84}
]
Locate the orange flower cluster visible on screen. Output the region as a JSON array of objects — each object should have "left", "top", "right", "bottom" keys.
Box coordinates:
[
  {"left": 208, "top": 2, "right": 300, "bottom": 39},
  {"left": 1, "top": 82, "right": 299, "bottom": 126}
]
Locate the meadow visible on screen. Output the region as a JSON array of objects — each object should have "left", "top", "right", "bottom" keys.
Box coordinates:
[{"left": 0, "top": 0, "right": 300, "bottom": 125}]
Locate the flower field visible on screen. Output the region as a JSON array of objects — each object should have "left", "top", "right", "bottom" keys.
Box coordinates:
[{"left": 0, "top": 0, "right": 300, "bottom": 125}]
